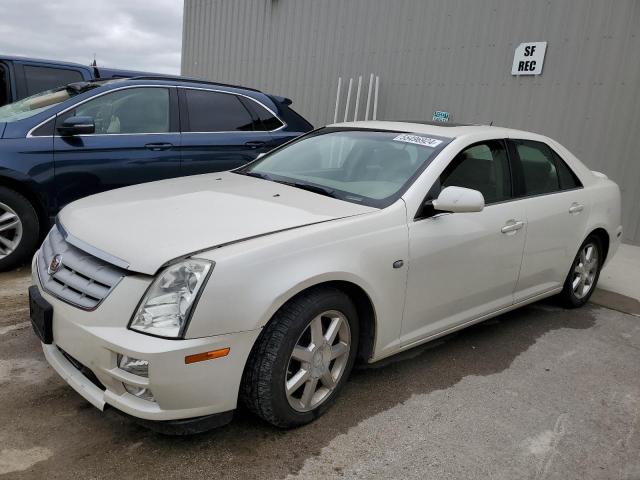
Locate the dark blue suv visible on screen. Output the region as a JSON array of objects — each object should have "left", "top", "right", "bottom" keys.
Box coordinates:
[{"left": 0, "top": 76, "right": 313, "bottom": 269}]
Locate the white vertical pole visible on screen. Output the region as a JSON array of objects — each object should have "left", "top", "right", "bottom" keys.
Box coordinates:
[
  {"left": 343, "top": 77, "right": 353, "bottom": 122},
  {"left": 372, "top": 76, "right": 380, "bottom": 120},
  {"left": 333, "top": 77, "right": 342, "bottom": 124},
  {"left": 364, "top": 73, "right": 374, "bottom": 120},
  {"left": 353, "top": 75, "right": 363, "bottom": 121}
]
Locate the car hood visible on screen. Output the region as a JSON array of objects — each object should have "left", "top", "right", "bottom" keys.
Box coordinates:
[{"left": 58, "top": 172, "right": 376, "bottom": 275}]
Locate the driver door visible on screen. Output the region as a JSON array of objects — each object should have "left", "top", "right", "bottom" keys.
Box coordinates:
[
  {"left": 53, "top": 86, "right": 181, "bottom": 209},
  {"left": 400, "top": 140, "right": 526, "bottom": 345}
]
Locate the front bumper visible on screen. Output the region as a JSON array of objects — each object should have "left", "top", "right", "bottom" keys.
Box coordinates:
[{"left": 32, "top": 257, "right": 261, "bottom": 424}]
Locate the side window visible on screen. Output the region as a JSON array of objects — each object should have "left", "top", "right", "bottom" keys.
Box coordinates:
[
  {"left": 238, "top": 96, "right": 284, "bottom": 131},
  {"left": 553, "top": 151, "right": 583, "bottom": 190},
  {"left": 0, "top": 63, "right": 8, "bottom": 107},
  {"left": 24, "top": 65, "right": 84, "bottom": 96},
  {"left": 59, "top": 87, "right": 170, "bottom": 134},
  {"left": 430, "top": 140, "right": 511, "bottom": 204},
  {"left": 183, "top": 89, "right": 254, "bottom": 132},
  {"left": 512, "top": 140, "right": 561, "bottom": 196}
]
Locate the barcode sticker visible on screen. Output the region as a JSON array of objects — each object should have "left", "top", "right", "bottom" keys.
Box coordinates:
[{"left": 393, "top": 134, "right": 443, "bottom": 148}]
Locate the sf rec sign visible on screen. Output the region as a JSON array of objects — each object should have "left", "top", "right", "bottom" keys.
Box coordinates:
[{"left": 511, "top": 42, "right": 547, "bottom": 75}]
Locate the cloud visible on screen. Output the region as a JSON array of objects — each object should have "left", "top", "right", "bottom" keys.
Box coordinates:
[{"left": 0, "top": 0, "right": 182, "bottom": 74}]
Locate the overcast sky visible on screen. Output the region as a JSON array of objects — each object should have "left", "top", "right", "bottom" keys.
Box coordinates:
[{"left": 0, "top": 0, "right": 183, "bottom": 74}]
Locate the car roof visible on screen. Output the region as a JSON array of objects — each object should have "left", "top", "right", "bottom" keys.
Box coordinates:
[
  {"left": 0, "top": 55, "right": 93, "bottom": 70},
  {"left": 120, "top": 76, "right": 263, "bottom": 93},
  {"left": 328, "top": 120, "right": 543, "bottom": 141}
]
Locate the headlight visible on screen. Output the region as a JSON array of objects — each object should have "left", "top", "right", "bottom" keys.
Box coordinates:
[{"left": 129, "top": 259, "right": 213, "bottom": 338}]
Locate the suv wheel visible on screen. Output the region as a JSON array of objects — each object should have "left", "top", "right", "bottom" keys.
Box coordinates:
[
  {"left": 0, "top": 187, "right": 40, "bottom": 271},
  {"left": 241, "top": 286, "right": 359, "bottom": 428}
]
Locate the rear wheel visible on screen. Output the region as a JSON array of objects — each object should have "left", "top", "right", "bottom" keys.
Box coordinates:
[
  {"left": 558, "top": 235, "right": 603, "bottom": 308},
  {"left": 241, "top": 287, "right": 359, "bottom": 428},
  {"left": 0, "top": 187, "right": 40, "bottom": 271}
]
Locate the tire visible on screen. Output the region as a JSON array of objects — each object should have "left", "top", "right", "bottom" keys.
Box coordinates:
[
  {"left": 558, "top": 235, "right": 603, "bottom": 308},
  {"left": 241, "top": 286, "right": 359, "bottom": 428},
  {"left": 0, "top": 187, "right": 40, "bottom": 271}
]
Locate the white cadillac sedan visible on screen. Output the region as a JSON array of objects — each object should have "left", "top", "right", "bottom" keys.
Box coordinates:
[{"left": 29, "top": 121, "right": 622, "bottom": 433}]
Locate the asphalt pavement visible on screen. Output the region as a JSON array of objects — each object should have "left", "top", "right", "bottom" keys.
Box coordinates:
[{"left": 0, "top": 268, "right": 638, "bottom": 479}]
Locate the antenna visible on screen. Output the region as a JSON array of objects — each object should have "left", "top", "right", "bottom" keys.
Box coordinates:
[{"left": 90, "top": 54, "right": 97, "bottom": 67}]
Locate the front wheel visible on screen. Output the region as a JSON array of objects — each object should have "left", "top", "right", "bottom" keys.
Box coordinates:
[
  {"left": 241, "top": 286, "right": 359, "bottom": 428},
  {"left": 0, "top": 187, "right": 40, "bottom": 271},
  {"left": 558, "top": 235, "right": 603, "bottom": 308}
]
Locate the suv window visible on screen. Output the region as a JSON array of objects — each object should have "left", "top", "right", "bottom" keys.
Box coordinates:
[
  {"left": 0, "top": 64, "right": 8, "bottom": 107},
  {"left": 59, "top": 87, "right": 170, "bottom": 134},
  {"left": 430, "top": 140, "right": 511, "bottom": 204},
  {"left": 238, "top": 96, "right": 284, "bottom": 131},
  {"left": 183, "top": 89, "right": 254, "bottom": 132},
  {"left": 24, "top": 65, "right": 84, "bottom": 96}
]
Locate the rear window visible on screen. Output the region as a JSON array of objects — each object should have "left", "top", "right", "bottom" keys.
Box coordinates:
[
  {"left": 511, "top": 139, "right": 582, "bottom": 196},
  {"left": 238, "top": 96, "right": 284, "bottom": 131},
  {"left": 24, "top": 65, "right": 84, "bottom": 96},
  {"left": 183, "top": 89, "right": 254, "bottom": 132}
]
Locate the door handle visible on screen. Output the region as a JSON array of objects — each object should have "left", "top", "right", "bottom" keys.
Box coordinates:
[
  {"left": 501, "top": 220, "right": 525, "bottom": 234},
  {"left": 145, "top": 142, "right": 173, "bottom": 151},
  {"left": 244, "top": 141, "right": 267, "bottom": 149},
  {"left": 569, "top": 203, "right": 584, "bottom": 214}
]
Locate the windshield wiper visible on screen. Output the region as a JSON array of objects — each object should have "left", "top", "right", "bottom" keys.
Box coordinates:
[
  {"left": 244, "top": 171, "right": 275, "bottom": 181},
  {"left": 291, "top": 182, "right": 337, "bottom": 198},
  {"left": 243, "top": 173, "right": 336, "bottom": 198}
]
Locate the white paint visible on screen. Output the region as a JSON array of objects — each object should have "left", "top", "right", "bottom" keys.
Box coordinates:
[
  {"left": 511, "top": 42, "right": 547, "bottom": 75},
  {"left": 0, "top": 358, "right": 52, "bottom": 384},
  {"left": 0, "top": 321, "right": 30, "bottom": 336},
  {"left": 0, "top": 447, "right": 53, "bottom": 475},
  {"left": 523, "top": 414, "right": 569, "bottom": 480}
]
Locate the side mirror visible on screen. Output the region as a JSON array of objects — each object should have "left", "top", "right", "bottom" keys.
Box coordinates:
[
  {"left": 431, "top": 186, "right": 485, "bottom": 213},
  {"left": 57, "top": 116, "right": 95, "bottom": 136}
]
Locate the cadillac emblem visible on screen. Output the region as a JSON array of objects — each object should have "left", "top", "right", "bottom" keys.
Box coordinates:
[{"left": 48, "top": 254, "right": 63, "bottom": 275}]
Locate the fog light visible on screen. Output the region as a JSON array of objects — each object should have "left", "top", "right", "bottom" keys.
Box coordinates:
[
  {"left": 123, "top": 383, "right": 155, "bottom": 402},
  {"left": 118, "top": 354, "right": 149, "bottom": 377}
]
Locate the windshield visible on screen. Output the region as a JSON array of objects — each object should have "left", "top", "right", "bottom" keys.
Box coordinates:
[
  {"left": 0, "top": 81, "right": 109, "bottom": 123},
  {"left": 238, "top": 129, "right": 451, "bottom": 207}
]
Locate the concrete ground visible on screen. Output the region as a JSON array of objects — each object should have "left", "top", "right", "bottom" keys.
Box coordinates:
[{"left": 0, "top": 256, "right": 639, "bottom": 479}]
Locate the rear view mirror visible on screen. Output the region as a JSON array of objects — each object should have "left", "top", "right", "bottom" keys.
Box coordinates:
[
  {"left": 57, "top": 116, "right": 95, "bottom": 136},
  {"left": 431, "top": 186, "right": 485, "bottom": 213}
]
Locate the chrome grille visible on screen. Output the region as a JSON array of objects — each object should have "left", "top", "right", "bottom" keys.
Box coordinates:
[{"left": 37, "top": 226, "right": 127, "bottom": 310}]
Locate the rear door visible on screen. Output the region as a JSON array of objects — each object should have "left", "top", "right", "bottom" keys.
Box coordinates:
[
  {"left": 178, "top": 88, "right": 279, "bottom": 175},
  {"left": 508, "top": 139, "right": 590, "bottom": 301},
  {"left": 53, "top": 86, "right": 181, "bottom": 209}
]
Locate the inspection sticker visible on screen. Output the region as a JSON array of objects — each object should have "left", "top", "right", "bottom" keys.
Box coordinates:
[{"left": 393, "top": 134, "right": 442, "bottom": 148}]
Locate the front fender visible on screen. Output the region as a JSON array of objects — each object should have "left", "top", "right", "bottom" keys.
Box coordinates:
[{"left": 185, "top": 202, "right": 409, "bottom": 360}]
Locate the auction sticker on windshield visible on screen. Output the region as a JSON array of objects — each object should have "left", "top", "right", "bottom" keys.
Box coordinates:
[{"left": 393, "top": 134, "right": 443, "bottom": 148}]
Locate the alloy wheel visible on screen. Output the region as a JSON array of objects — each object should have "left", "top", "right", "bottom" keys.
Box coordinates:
[
  {"left": 285, "top": 310, "right": 351, "bottom": 412},
  {"left": 572, "top": 242, "right": 599, "bottom": 299},
  {"left": 0, "top": 202, "right": 23, "bottom": 260}
]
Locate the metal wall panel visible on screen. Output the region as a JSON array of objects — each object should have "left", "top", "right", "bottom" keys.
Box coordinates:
[{"left": 182, "top": 0, "right": 640, "bottom": 244}]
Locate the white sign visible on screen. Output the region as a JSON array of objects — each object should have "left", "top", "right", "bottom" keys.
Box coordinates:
[
  {"left": 511, "top": 42, "right": 547, "bottom": 75},
  {"left": 432, "top": 111, "right": 450, "bottom": 122},
  {"left": 393, "top": 134, "right": 442, "bottom": 148}
]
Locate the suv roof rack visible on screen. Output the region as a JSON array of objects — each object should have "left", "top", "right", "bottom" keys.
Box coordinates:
[{"left": 128, "top": 75, "right": 262, "bottom": 93}]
